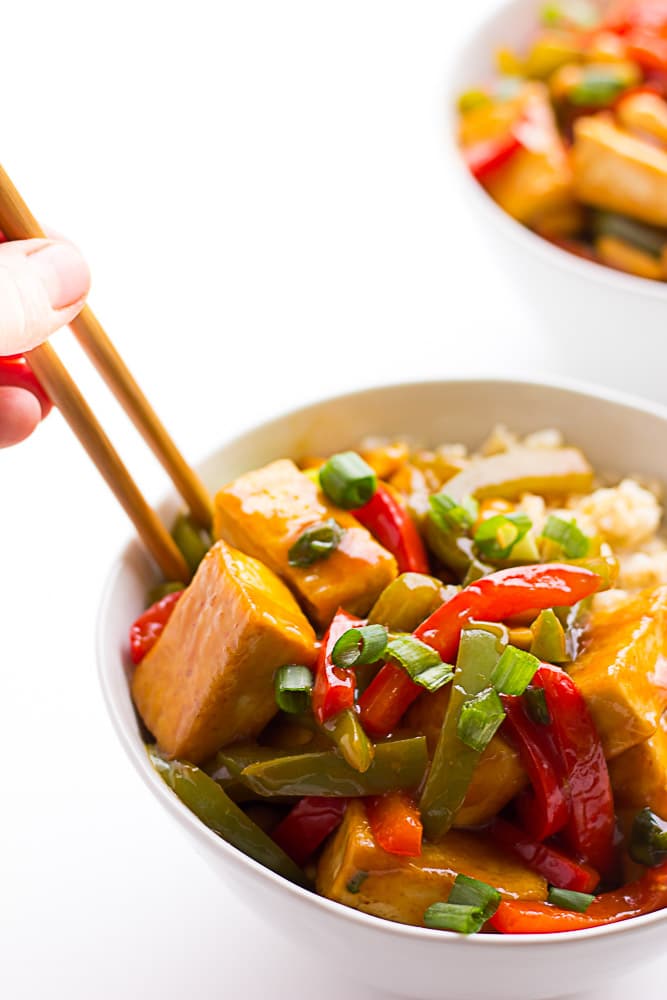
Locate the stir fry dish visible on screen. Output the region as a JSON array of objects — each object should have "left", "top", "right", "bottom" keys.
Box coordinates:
[
  {"left": 129, "top": 427, "right": 667, "bottom": 935},
  {"left": 458, "top": 0, "right": 667, "bottom": 281}
]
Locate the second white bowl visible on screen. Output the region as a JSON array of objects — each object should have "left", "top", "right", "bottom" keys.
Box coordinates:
[{"left": 446, "top": 0, "right": 667, "bottom": 404}]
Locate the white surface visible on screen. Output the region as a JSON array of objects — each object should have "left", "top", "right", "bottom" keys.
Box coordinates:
[{"left": 0, "top": 2, "right": 663, "bottom": 998}]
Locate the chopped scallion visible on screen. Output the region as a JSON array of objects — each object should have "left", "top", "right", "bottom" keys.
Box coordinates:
[
  {"left": 629, "top": 807, "right": 667, "bottom": 868},
  {"left": 319, "top": 452, "right": 377, "bottom": 509},
  {"left": 524, "top": 685, "right": 551, "bottom": 726},
  {"left": 474, "top": 512, "right": 532, "bottom": 561},
  {"left": 274, "top": 664, "right": 314, "bottom": 714},
  {"left": 288, "top": 519, "right": 344, "bottom": 567},
  {"left": 386, "top": 634, "right": 455, "bottom": 692},
  {"left": 429, "top": 493, "right": 478, "bottom": 535},
  {"left": 331, "top": 625, "right": 388, "bottom": 669},
  {"left": 547, "top": 887, "right": 595, "bottom": 912},
  {"left": 491, "top": 645, "right": 540, "bottom": 696},
  {"left": 542, "top": 515, "right": 590, "bottom": 559},
  {"left": 448, "top": 874, "right": 501, "bottom": 922},
  {"left": 457, "top": 687, "right": 506, "bottom": 752},
  {"left": 423, "top": 902, "right": 486, "bottom": 934}
]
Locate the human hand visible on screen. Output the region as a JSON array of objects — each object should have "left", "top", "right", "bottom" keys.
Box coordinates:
[{"left": 0, "top": 237, "right": 90, "bottom": 447}]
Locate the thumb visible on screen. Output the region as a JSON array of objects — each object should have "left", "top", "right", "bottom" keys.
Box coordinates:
[{"left": 0, "top": 237, "right": 90, "bottom": 355}]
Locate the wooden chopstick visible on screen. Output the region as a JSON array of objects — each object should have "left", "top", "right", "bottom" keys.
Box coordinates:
[
  {"left": 0, "top": 162, "right": 213, "bottom": 582},
  {"left": 27, "top": 342, "right": 191, "bottom": 583}
]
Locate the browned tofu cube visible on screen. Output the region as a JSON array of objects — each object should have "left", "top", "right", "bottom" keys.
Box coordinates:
[
  {"left": 213, "top": 459, "right": 397, "bottom": 628},
  {"left": 316, "top": 802, "right": 546, "bottom": 927},
  {"left": 405, "top": 688, "right": 528, "bottom": 828},
  {"left": 572, "top": 116, "right": 667, "bottom": 225},
  {"left": 482, "top": 84, "right": 575, "bottom": 225},
  {"left": 609, "top": 713, "right": 667, "bottom": 819},
  {"left": 131, "top": 539, "right": 317, "bottom": 764},
  {"left": 568, "top": 586, "right": 667, "bottom": 760}
]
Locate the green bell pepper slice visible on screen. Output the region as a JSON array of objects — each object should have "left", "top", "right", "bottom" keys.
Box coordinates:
[
  {"left": 368, "top": 573, "right": 456, "bottom": 632},
  {"left": 149, "top": 747, "right": 308, "bottom": 886},
  {"left": 530, "top": 609, "right": 568, "bottom": 664},
  {"left": 419, "top": 624, "right": 508, "bottom": 841},
  {"left": 239, "top": 736, "right": 428, "bottom": 798}
]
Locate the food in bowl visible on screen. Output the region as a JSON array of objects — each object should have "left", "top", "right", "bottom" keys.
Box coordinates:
[
  {"left": 127, "top": 425, "right": 667, "bottom": 935},
  {"left": 457, "top": 0, "right": 667, "bottom": 281}
]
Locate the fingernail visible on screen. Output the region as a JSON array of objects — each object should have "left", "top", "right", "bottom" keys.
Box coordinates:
[{"left": 27, "top": 241, "right": 91, "bottom": 310}]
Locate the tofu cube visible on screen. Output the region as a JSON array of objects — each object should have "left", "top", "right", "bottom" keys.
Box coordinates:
[
  {"left": 568, "top": 586, "right": 667, "bottom": 759},
  {"left": 483, "top": 83, "right": 575, "bottom": 225},
  {"left": 131, "top": 539, "right": 317, "bottom": 764},
  {"left": 609, "top": 713, "right": 667, "bottom": 819},
  {"left": 316, "top": 801, "right": 546, "bottom": 927},
  {"left": 213, "top": 459, "right": 397, "bottom": 628},
  {"left": 572, "top": 115, "right": 667, "bottom": 225}
]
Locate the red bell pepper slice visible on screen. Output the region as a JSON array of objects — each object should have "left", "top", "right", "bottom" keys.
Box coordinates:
[
  {"left": 129, "top": 590, "right": 183, "bottom": 664},
  {"left": 627, "top": 29, "right": 667, "bottom": 68},
  {"left": 489, "top": 818, "right": 599, "bottom": 893},
  {"left": 271, "top": 797, "right": 347, "bottom": 866},
  {"left": 352, "top": 484, "right": 429, "bottom": 574},
  {"left": 464, "top": 130, "right": 523, "bottom": 181},
  {"left": 312, "top": 608, "right": 364, "bottom": 725},
  {"left": 358, "top": 564, "right": 600, "bottom": 738},
  {"left": 366, "top": 792, "right": 423, "bottom": 857},
  {"left": 533, "top": 665, "right": 616, "bottom": 875},
  {"left": 0, "top": 354, "right": 52, "bottom": 419},
  {"left": 502, "top": 696, "right": 570, "bottom": 842},
  {"left": 490, "top": 862, "right": 667, "bottom": 933}
]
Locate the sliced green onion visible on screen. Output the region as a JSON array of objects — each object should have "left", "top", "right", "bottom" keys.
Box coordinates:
[
  {"left": 319, "top": 452, "right": 377, "bottom": 509},
  {"left": 346, "top": 871, "right": 368, "bottom": 894},
  {"left": 386, "top": 634, "right": 455, "bottom": 693},
  {"left": 569, "top": 69, "right": 628, "bottom": 108},
  {"left": 331, "top": 625, "right": 388, "bottom": 669},
  {"left": 457, "top": 687, "right": 506, "bottom": 752},
  {"left": 429, "top": 493, "right": 478, "bottom": 534},
  {"left": 424, "top": 902, "right": 486, "bottom": 934},
  {"left": 524, "top": 685, "right": 551, "bottom": 726},
  {"left": 274, "top": 664, "right": 313, "bottom": 714},
  {"left": 548, "top": 887, "right": 595, "bottom": 912},
  {"left": 474, "top": 512, "right": 532, "bottom": 561},
  {"left": 542, "top": 515, "right": 590, "bottom": 559},
  {"left": 147, "top": 580, "right": 185, "bottom": 605},
  {"left": 288, "top": 519, "right": 344, "bottom": 567},
  {"left": 491, "top": 645, "right": 540, "bottom": 696},
  {"left": 448, "top": 874, "right": 501, "bottom": 922},
  {"left": 629, "top": 807, "right": 667, "bottom": 868},
  {"left": 171, "top": 513, "right": 211, "bottom": 573}
]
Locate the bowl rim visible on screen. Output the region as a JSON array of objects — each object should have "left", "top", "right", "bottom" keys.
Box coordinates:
[
  {"left": 98, "top": 373, "right": 667, "bottom": 947},
  {"left": 443, "top": 0, "right": 667, "bottom": 302}
]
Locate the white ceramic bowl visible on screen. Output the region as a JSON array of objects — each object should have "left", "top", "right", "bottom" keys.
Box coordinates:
[
  {"left": 98, "top": 378, "right": 667, "bottom": 1000},
  {"left": 445, "top": 0, "right": 667, "bottom": 403}
]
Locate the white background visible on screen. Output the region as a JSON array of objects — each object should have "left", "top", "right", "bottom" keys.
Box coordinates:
[{"left": 1, "top": 1, "right": 664, "bottom": 997}]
